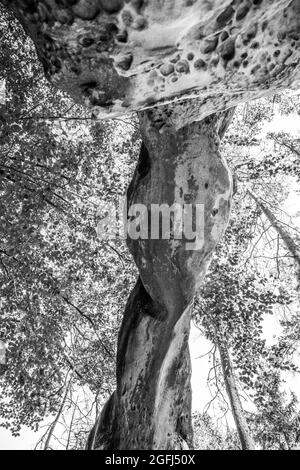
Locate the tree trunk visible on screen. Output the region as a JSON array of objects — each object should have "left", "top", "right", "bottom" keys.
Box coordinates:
[
  {"left": 273, "top": 136, "right": 300, "bottom": 158},
  {"left": 248, "top": 189, "right": 300, "bottom": 281},
  {"left": 44, "top": 376, "right": 71, "bottom": 450},
  {"left": 217, "top": 339, "right": 255, "bottom": 450}
]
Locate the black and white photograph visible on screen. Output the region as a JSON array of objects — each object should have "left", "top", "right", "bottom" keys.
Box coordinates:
[{"left": 0, "top": 0, "right": 300, "bottom": 454}]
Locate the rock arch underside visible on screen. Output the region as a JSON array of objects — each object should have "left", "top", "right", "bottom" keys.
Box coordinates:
[{"left": 2, "top": 0, "right": 299, "bottom": 450}]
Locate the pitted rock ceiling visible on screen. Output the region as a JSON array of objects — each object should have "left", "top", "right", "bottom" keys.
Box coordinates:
[{"left": 3, "top": 0, "right": 300, "bottom": 125}]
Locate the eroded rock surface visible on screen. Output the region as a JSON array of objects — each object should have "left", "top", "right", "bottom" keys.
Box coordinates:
[
  {"left": 2, "top": 0, "right": 300, "bottom": 123},
  {"left": 86, "top": 109, "right": 233, "bottom": 450}
]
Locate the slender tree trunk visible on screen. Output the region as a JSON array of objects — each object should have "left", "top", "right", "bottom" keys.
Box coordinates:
[
  {"left": 273, "top": 136, "right": 300, "bottom": 158},
  {"left": 44, "top": 376, "right": 71, "bottom": 450},
  {"left": 217, "top": 339, "right": 255, "bottom": 450},
  {"left": 248, "top": 189, "right": 300, "bottom": 280},
  {"left": 66, "top": 398, "right": 77, "bottom": 450}
]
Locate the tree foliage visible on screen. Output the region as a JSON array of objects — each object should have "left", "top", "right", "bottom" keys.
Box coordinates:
[{"left": 0, "top": 5, "right": 139, "bottom": 436}]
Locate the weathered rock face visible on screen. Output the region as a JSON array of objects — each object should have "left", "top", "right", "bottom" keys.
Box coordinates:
[
  {"left": 127, "top": 110, "right": 232, "bottom": 319},
  {"left": 88, "top": 278, "right": 193, "bottom": 449},
  {"left": 2, "top": 0, "right": 299, "bottom": 124},
  {"left": 86, "top": 109, "right": 233, "bottom": 449},
  {"left": 2, "top": 0, "right": 299, "bottom": 451}
]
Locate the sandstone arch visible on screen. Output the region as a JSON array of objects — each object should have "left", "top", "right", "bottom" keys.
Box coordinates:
[{"left": 1, "top": 0, "right": 299, "bottom": 450}]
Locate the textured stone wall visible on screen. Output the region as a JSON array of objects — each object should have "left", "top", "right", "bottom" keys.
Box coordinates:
[{"left": 2, "top": 0, "right": 299, "bottom": 124}]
